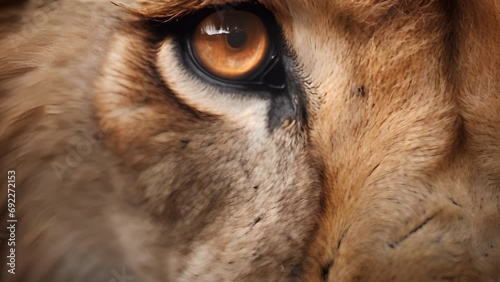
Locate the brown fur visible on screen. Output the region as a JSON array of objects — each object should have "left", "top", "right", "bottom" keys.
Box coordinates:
[{"left": 0, "top": 0, "right": 499, "bottom": 281}]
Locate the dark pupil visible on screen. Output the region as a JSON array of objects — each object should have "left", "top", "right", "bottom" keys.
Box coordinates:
[{"left": 227, "top": 28, "right": 247, "bottom": 48}]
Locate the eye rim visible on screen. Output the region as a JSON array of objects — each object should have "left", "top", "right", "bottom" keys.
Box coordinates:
[
  {"left": 184, "top": 34, "right": 282, "bottom": 90},
  {"left": 181, "top": 4, "right": 287, "bottom": 92}
]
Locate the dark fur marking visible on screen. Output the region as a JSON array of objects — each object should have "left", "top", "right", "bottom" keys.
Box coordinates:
[
  {"left": 389, "top": 212, "right": 440, "bottom": 249},
  {"left": 321, "top": 260, "right": 333, "bottom": 281}
]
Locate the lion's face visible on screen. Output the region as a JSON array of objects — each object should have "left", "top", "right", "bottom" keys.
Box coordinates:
[{"left": 1, "top": 0, "right": 499, "bottom": 281}]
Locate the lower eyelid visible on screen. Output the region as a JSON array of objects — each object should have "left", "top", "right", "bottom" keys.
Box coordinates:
[
  {"left": 177, "top": 33, "right": 279, "bottom": 93},
  {"left": 157, "top": 32, "right": 305, "bottom": 131},
  {"left": 156, "top": 38, "right": 269, "bottom": 119}
]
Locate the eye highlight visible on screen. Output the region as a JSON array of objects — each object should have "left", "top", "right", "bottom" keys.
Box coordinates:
[{"left": 191, "top": 11, "right": 270, "bottom": 80}]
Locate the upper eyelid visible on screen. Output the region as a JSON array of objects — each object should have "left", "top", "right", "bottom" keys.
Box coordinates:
[{"left": 112, "top": 0, "right": 252, "bottom": 21}]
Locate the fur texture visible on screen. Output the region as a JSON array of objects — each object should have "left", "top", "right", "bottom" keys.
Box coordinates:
[{"left": 0, "top": 0, "right": 499, "bottom": 281}]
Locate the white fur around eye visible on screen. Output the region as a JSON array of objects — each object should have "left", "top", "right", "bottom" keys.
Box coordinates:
[{"left": 157, "top": 39, "right": 271, "bottom": 132}]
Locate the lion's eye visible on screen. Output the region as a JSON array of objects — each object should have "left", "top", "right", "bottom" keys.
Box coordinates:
[
  {"left": 180, "top": 5, "right": 286, "bottom": 91},
  {"left": 191, "top": 11, "right": 270, "bottom": 80}
]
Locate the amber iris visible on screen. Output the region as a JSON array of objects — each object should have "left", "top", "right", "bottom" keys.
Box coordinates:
[{"left": 192, "top": 11, "right": 270, "bottom": 80}]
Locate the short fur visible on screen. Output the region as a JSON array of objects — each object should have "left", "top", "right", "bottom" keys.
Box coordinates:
[{"left": 0, "top": 0, "right": 499, "bottom": 281}]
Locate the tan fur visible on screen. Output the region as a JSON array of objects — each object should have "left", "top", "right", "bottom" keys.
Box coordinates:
[
  {"left": 0, "top": 0, "right": 499, "bottom": 281},
  {"left": 291, "top": 1, "right": 500, "bottom": 281}
]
